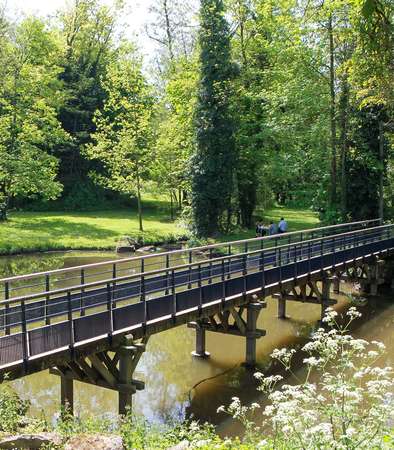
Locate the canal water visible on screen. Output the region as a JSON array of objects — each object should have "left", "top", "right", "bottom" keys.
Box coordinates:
[{"left": 1, "top": 251, "right": 393, "bottom": 430}]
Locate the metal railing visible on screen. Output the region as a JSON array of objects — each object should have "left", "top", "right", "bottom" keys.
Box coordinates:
[{"left": 0, "top": 219, "right": 382, "bottom": 302}]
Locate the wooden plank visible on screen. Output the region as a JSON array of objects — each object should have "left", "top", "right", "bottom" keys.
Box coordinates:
[
  {"left": 272, "top": 293, "right": 336, "bottom": 306},
  {"left": 78, "top": 359, "right": 100, "bottom": 384},
  {"left": 88, "top": 354, "right": 117, "bottom": 387},
  {"left": 96, "top": 352, "right": 120, "bottom": 379},
  {"left": 67, "top": 362, "right": 85, "bottom": 381},
  {"left": 187, "top": 321, "right": 265, "bottom": 338},
  {"left": 229, "top": 307, "right": 247, "bottom": 335}
]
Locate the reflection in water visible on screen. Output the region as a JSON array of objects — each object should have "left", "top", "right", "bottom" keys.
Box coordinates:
[{"left": 1, "top": 251, "right": 393, "bottom": 430}]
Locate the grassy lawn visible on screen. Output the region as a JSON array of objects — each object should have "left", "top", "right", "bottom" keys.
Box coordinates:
[
  {"left": 0, "top": 201, "right": 319, "bottom": 255},
  {"left": 217, "top": 205, "right": 320, "bottom": 242},
  {"left": 0, "top": 198, "right": 185, "bottom": 255}
]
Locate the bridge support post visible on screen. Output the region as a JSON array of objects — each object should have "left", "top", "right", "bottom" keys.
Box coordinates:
[
  {"left": 60, "top": 376, "right": 73, "bottom": 416},
  {"left": 192, "top": 321, "right": 210, "bottom": 358},
  {"left": 119, "top": 348, "right": 133, "bottom": 416},
  {"left": 277, "top": 293, "right": 287, "bottom": 319},
  {"left": 320, "top": 278, "right": 331, "bottom": 322},
  {"left": 369, "top": 263, "right": 379, "bottom": 296},
  {"left": 332, "top": 275, "right": 340, "bottom": 294},
  {"left": 245, "top": 302, "right": 264, "bottom": 368}
]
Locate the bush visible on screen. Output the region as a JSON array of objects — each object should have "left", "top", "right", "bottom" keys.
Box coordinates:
[
  {"left": 0, "top": 384, "right": 30, "bottom": 432},
  {"left": 218, "top": 307, "right": 394, "bottom": 449}
]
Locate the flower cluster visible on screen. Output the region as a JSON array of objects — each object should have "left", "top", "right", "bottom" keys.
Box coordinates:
[{"left": 217, "top": 308, "right": 394, "bottom": 449}]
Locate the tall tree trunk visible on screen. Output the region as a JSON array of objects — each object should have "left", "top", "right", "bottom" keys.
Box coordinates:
[
  {"left": 170, "top": 190, "right": 174, "bottom": 220},
  {"left": 339, "top": 75, "right": 349, "bottom": 221},
  {"left": 0, "top": 190, "right": 8, "bottom": 222},
  {"left": 328, "top": 14, "right": 337, "bottom": 209},
  {"left": 163, "top": 0, "right": 174, "bottom": 62},
  {"left": 378, "top": 119, "right": 384, "bottom": 221},
  {"left": 136, "top": 168, "right": 143, "bottom": 232}
]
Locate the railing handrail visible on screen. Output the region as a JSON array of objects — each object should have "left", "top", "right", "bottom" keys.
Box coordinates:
[
  {"left": 0, "top": 219, "right": 382, "bottom": 284},
  {"left": 1, "top": 223, "right": 390, "bottom": 307}
]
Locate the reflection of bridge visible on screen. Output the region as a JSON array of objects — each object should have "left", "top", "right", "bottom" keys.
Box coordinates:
[{"left": 0, "top": 219, "right": 392, "bottom": 414}]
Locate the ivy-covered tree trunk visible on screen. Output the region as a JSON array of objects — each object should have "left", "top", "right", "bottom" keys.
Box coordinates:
[
  {"left": 191, "top": 0, "right": 236, "bottom": 237},
  {"left": 345, "top": 107, "right": 386, "bottom": 220},
  {"left": 339, "top": 75, "right": 349, "bottom": 221}
]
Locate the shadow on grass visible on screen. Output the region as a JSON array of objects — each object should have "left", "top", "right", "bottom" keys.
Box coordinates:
[{"left": 5, "top": 218, "right": 119, "bottom": 241}]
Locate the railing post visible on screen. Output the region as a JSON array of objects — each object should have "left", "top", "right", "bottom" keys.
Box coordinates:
[
  {"left": 221, "top": 259, "right": 226, "bottom": 308},
  {"left": 4, "top": 281, "right": 10, "bottom": 335},
  {"left": 261, "top": 250, "right": 266, "bottom": 297},
  {"left": 141, "top": 272, "right": 146, "bottom": 328},
  {"left": 67, "top": 292, "right": 74, "bottom": 354},
  {"left": 208, "top": 248, "right": 213, "bottom": 284},
  {"left": 259, "top": 248, "right": 264, "bottom": 272},
  {"left": 45, "top": 275, "right": 50, "bottom": 325},
  {"left": 107, "top": 282, "right": 114, "bottom": 337},
  {"left": 332, "top": 237, "right": 336, "bottom": 268},
  {"left": 171, "top": 269, "right": 176, "bottom": 321},
  {"left": 165, "top": 254, "right": 170, "bottom": 295},
  {"left": 188, "top": 250, "right": 192, "bottom": 289},
  {"left": 243, "top": 253, "right": 247, "bottom": 296},
  {"left": 320, "top": 239, "right": 324, "bottom": 271},
  {"left": 278, "top": 248, "right": 282, "bottom": 283},
  {"left": 80, "top": 269, "right": 85, "bottom": 317},
  {"left": 198, "top": 264, "right": 202, "bottom": 315},
  {"left": 294, "top": 244, "right": 298, "bottom": 279},
  {"left": 21, "top": 299, "right": 28, "bottom": 371}
]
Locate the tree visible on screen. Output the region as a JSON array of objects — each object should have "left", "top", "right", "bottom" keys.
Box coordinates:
[
  {"left": 86, "top": 47, "right": 154, "bottom": 232},
  {"left": 56, "top": 0, "right": 121, "bottom": 207},
  {"left": 191, "top": 0, "right": 236, "bottom": 236},
  {"left": 153, "top": 56, "right": 198, "bottom": 218},
  {"left": 227, "top": 0, "right": 268, "bottom": 227},
  {"left": 146, "top": 0, "right": 197, "bottom": 70},
  {"left": 0, "top": 17, "right": 66, "bottom": 220}
]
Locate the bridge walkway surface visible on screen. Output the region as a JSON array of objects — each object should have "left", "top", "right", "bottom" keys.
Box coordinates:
[{"left": 0, "top": 219, "right": 392, "bottom": 414}]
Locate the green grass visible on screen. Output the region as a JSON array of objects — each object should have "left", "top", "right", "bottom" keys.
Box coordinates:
[
  {"left": 0, "top": 202, "right": 319, "bottom": 255},
  {"left": 0, "top": 198, "right": 186, "bottom": 255},
  {"left": 217, "top": 205, "right": 320, "bottom": 242}
]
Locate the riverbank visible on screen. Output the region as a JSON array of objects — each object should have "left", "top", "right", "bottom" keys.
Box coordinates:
[{"left": 0, "top": 203, "right": 319, "bottom": 255}]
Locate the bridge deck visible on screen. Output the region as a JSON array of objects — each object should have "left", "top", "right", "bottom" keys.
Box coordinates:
[{"left": 0, "top": 220, "right": 392, "bottom": 379}]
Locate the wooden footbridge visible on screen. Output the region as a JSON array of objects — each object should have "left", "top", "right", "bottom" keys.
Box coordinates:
[{"left": 0, "top": 219, "right": 392, "bottom": 415}]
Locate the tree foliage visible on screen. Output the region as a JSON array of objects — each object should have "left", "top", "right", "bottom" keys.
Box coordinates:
[
  {"left": 191, "top": 0, "right": 237, "bottom": 236},
  {"left": 0, "top": 0, "right": 393, "bottom": 230},
  {"left": 0, "top": 16, "right": 66, "bottom": 219},
  {"left": 86, "top": 47, "right": 155, "bottom": 231}
]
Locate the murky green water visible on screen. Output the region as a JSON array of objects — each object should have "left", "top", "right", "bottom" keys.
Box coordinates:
[{"left": 0, "top": 251, "right": 392, "bottom": 429}]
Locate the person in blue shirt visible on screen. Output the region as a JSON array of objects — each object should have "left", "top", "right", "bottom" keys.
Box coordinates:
[
  {"left": 278, "top": 217, "right": 288, "bottom": 233},
  {"left": 269, "top": 222, "right": 277, "bottom": 235}
]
